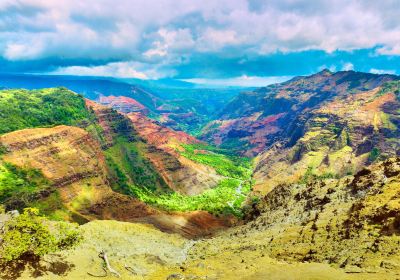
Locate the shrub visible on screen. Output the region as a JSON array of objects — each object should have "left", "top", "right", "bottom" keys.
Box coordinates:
[
  {"left": 0, "top": 208, "right": 81, "bottom": 262},
  {"left": 368, "top": 147, "right": 380, "bottom": 162}
]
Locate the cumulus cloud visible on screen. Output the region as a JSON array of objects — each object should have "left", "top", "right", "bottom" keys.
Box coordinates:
[{"left": 1, "top": 0, "right": 400, "bottom": 79}]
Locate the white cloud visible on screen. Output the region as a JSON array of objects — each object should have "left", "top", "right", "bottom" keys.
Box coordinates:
[
  {"left": 1, "top": 0, "right": 400, "bottom": 78},
  {"left": 198, "top": 28, "right": 242, "bottom": 50},
  {"left": 1, "top": 0, "right": 400, "bottom": 62},
  {"left": 4, "top": 42, "right": 44, "bottom": 60},
  {"left": 182, "top": 75, "right": 292, "bottom": 87},
  {"left": 342, "top": 62, "right": 354, "bottom": 71},
  {"left": 53, "top": 61, "right": 152, "bottom": 79},
  {"left": 369, "top": 68, "right": 396, "bottom": 75},
  {"left": 144, "top": 28, "right": 195, "bottom": 58}
]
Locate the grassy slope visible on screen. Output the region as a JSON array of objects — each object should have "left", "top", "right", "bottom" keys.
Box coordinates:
[
  {"left": 0, "top": 87, "right": 253, "bottom": 218},
  {"left": 0, "top": 88, "right": 91, "bottom": 134},
  {"left": 125, "top": 143, "right": 253, "bottom": 217},
  {"left": 0, "top": 88, "right": 97, "bottom": 219},
  {"left": 0, "top": 162, "right": 49, "bottom": 202},
  {"left": 179, "top": 143, "right": 252, "bottom": 179},
  {"left": 104, "top": 137, "right": 169, "bottom": 193}
]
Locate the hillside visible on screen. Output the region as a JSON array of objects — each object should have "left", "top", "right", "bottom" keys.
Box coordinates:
[
  {"left": 0, "top": 88, "right": 251, "bottom": 234},
  {"left": 5, "top": 157, "right": 399, "bottom": 279},
  {"left": 0, "top": 74, "right": 242, "bottom": 135},
  {"left": 201, "top": 70, "right": 399, "bottom": 156},
  {"left": 200, "top": 70, "right": 400, "bottom": 193},
  {"left": 1, "top": 72, "right": 400, "bottom": 279}
]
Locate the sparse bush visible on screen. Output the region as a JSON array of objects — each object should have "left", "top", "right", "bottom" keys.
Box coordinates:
[
  {"left": 0, "top": 208, "right": 81, "bottom": 262},
  {"left": 368, "top": 147, "right": 380, "bottom": 162}
]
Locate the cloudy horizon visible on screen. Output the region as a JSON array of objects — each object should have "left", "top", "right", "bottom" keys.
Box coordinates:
[{"left": 1, "top": 0, "right": 400, "bottom": 86}]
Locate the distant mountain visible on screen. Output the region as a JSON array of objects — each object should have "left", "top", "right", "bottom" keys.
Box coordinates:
[
  {"left": 0, "top": 73, "right": 244, "bottom": 135},
  {"left": 0, "top": 73, "right": 162, "bottom": 110},
  {"left": 201, "top": 70, "right": 400, "bottom": 192}
]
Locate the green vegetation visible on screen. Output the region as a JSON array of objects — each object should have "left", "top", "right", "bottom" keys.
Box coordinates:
[
  {"left": 0, "top": 162, "right": 49, "bottom": 202},
  {"left": 377, "top": 81, "right": 400, "bottom": 99},
  {"left": 105, "top": 140, "right": 253, "bottom": 217},
  {"left": 380, "top": 112, "right": 397, "bottom": 131},
  {"left": 105, "top": 137, "right": 168, "bottom": 193},
  {"left": 299, "top": 166, "right": 338, "bottom": 184},
  {"left": 0, "top": 162, "right": 69, "bottom": 219},
  {"left": 0, "top": 144, "right": 7, "bottom": 155},
  {"left": 0, "top": 88, "right": 91, "bottom": 134},
  {"left": 368, "top": 147, "right": 381, "bottom": 162},
  {"left": 0, "top": 208, "right": 81, "bottom": 262},
  {"left": 179, "top": 143, "right": 252, "bottom": 179},
  {"left": 128, "top": 178, "right": 252, "bottom": 217},
  {"left": 122, "top": 143, "right": 253, "bottom": 217}
]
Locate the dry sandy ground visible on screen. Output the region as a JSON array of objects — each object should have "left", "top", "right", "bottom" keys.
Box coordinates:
[{"left": 7, "top": 220, "right": 399, "bottom": 280}]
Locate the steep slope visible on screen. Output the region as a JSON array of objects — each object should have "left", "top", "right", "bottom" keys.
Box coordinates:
[
  {"left": 201, "top": 70, "right": 399, "bottom": 156},
  {"left": 0, "top": 125, "right": 155, "bottom": 223},
  {"left": 126, "top": 112, "right": 223, "bottom": 195},
  {"left": 253, "top": 80, "right": 400, "bottom": 193},
  {"left": 0, "top": 73, "right": 243, "bottom": 135},
  {"left": 86, "top": 101, "right": 224, "bottom": 196},
  {"left": 0, "top": 88, "right": 244, "bottom": 234},
  {"left": 192, "top": 157, "right": 400, "bottom": 275},
  {"left": 98, "top": 95, "right": 149, "bottom": 115}
]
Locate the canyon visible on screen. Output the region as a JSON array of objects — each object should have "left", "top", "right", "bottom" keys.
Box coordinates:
[{"left": 0, "top": 70, "right": 399, "bottom": 279}]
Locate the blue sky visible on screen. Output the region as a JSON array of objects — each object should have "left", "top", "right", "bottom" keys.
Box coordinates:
[{"left": 1, "top": 0, "right": 400, "bottom": 86}]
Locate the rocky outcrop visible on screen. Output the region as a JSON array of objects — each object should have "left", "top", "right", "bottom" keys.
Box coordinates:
[{"left": 210, "top": 157, "right": 400, "bottom": 272}]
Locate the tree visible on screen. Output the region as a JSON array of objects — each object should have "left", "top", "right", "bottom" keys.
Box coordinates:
[{"left": 0, "top": 208, "right": 81, "bottom": 262}]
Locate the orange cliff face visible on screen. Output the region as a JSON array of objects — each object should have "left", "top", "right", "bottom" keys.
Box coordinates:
[
  {"left": 126, "top": 112, "right": 200, "bottom": 155},
  {"left": 126, "top": 112, "right": 223, "bottom": 195},
  {"left": 0, "top": 124, "right": 228, "bottom": 237},
  {"left": 127, "top": 112, "right": 223, "bottom": 195},
  {"left": 98, "top": 95, "right": 149, "bottom": 115},
  {"left": 86, "top": 98, "right": 224, "bottom": 196},
  {"left": 0, "top": 125, "right": 155, "bottom": 220}
]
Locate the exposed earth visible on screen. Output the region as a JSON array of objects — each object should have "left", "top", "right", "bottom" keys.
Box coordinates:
[{"left": 0, "top": 70, "right": 400, "bottom": 279}]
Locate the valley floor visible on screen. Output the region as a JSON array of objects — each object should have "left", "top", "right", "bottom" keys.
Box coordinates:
[{"left": 7, "top": 220, "right": 400, "bottom": 280}]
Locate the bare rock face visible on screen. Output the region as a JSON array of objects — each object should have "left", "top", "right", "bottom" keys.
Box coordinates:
[
  {"left": 0, "top": 126, "right": 113, "bottom": 217},
  {"left": 214, "top": 157, "right": 400, "bottom": 271},
  {"left": 0, "top": 125, "right": 108, "bottom": 189}
]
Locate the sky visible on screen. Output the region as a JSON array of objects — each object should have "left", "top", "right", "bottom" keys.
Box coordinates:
[{"left": 1, "top": 0, "right": 400, "bottom": 86}]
